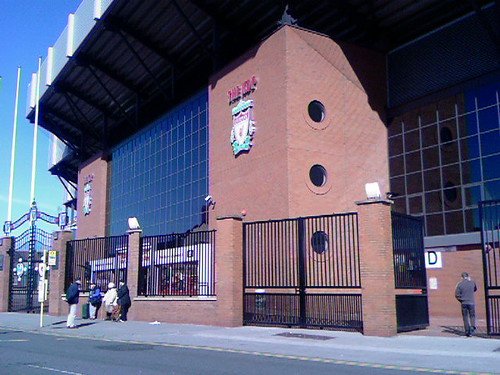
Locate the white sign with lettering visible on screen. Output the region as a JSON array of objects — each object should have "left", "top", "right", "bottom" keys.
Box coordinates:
[{"left": 425, "top": 251, "right": 442, "bottom": 269}]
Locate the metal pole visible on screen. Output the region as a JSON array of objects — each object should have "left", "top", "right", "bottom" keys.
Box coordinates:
[
  {"left": 8, "top": 66, "right": 22, "bottom": 222},
  {"left": 30, "top": 57, "right": 42, "bottom": 203},
  {"left": 40, "top": 249, "right": 47, "bottom": 328}
]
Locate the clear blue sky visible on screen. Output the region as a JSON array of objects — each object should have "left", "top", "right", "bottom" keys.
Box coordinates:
[{"left": 0, "top": 0, "right": 81, "bottom": 232}]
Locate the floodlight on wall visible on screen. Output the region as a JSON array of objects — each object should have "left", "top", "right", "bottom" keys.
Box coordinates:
[
  {"left": 365, "top": 182, "right": 381, "bottom": 200},
  {"left": 128, "top": 217, "right": 141, "bottom": 231},
  {"left": 205, "top": 195, "right": 216, "bottom": 207}
]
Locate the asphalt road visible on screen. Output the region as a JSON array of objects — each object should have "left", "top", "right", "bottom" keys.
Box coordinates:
[{"left": 0, "top": 329, "right": 449, "bottom": 375}]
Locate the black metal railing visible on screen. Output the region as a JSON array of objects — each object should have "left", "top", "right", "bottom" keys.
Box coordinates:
[
  {"left": 243, "top": 213, "right": 362, "bottom": 331},
  {"left": 391, "top": 212, "right": 426, "bottom": 289},
  {"left": 65, "top": 235, "right": 128, "bottom": 292},
  {"left": 480, "top": 199, "right": 500, "bottom": 335},
  {"left": 8, "top": 227, "right": 52, "bottom": 313},
  {"left": 244, "top": 213, "right": 360, "bottom": 289},
  {"left": 138, "top": 230, "right": 216, "bottom": 297}
]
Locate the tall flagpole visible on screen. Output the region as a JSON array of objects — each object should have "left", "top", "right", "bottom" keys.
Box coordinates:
[
  {"left": 30, "top": 57, "right": 42, "bottom": 204},
  {"left": 7, "top": 66, "right": 22, "bottom": 222}
]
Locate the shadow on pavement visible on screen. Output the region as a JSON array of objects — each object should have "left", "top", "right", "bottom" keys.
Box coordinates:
[{"left": 441, "top": 326, "right": 498, "bottom": 339}]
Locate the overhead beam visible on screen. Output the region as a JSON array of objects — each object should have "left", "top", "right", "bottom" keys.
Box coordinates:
[
  {"left": 105, "top": 16, "right": 180, "bottom": 69},
  {"left": 77, "top": 54, "right": 143, "bottom": 95},
  {"left": 56, "top": 82, "right": 117, "bottom": 119}
]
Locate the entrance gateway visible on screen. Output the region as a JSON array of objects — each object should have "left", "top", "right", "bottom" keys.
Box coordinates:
[
  {"left": 242, "top": 212, "right": 428, "bottom": 332},
  {"left": 480, "top": 200, "right": 500, "bottom": 335},
  {"left": 4, "top": 202, "right": 66, "bottom": 313}
]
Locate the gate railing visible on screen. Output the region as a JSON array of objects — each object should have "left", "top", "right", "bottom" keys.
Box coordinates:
[
  {"left": 65, "top": 235, "right": 128, "bottom": 292},
  {"left": 243, "top": 213, "right": 362, "bottom": 331},
  {"left": 391, "top": 212, "right": 428, "bottom": 332},
  {"left": 8, "top": 226, "right": 53, "bottom": 312},
  {"left": 479, "top": 199, "right": 500, "bottom": 336},
  {"left": 138, "top": 230, "right": 216, "bottom": 297}
]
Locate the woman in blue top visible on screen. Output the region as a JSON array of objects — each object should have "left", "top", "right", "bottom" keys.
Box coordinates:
[{"left": 88, "top": 283, "right": 102, "bottom": 320}]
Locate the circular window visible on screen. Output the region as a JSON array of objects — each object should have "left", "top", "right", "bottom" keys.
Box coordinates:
[
  {"left": 311, "top": 231, "right": 329, "bottom": 254},
  {"left": 309, "top": 165, "right": 327, "bottom": 187},
  {"left": 440, "top": 126, "right": 453, "bottom": 144},
  {"left": 308, "top": 100, "right": 326, "bottom": 123},
  {"left": 444, "top": 181, "right": 458, "bottom": 203}
]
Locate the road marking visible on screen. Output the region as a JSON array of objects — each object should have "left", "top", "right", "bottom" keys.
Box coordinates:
[
  {"left": 1, "top": 326, "right": 496, "bottom": 375},
  {"left": 0, "top": 339, "right": 28, "bottom": 342},
  {"left": 27, "top": 365, "right": 84, "bottom": 375}
]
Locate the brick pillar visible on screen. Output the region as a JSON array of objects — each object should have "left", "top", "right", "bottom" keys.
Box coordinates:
[
  {"left": 356, "top": 199, "right": 397, "bottom": 337},
  {"left": 216, "top": 216, "right": 243, "bottom": 326},
  {"left": 127, "top": 229, "right": 142, "bottom": 300},
  {"left": 49, "top": 230, "right": 73, "bottom": 316},
  {"left": 0, "top": 237, "right": 13, "bottom": 312}
]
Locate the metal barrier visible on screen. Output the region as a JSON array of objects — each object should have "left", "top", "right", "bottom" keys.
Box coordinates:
[
  {"left": 138, "top": 230, "right": 216, "bottom": 297},
  {"left": 391, "top": 212, "right": 429, "bottom": 332},
  {"left": 480, "top": 199, "right": 500, "bottom": 335},
  {"left": 65, "top": 235, "right": 128, "bottom": 292},
  {"left": 243, "top": 213, "right": 362, "bottom": 331}
]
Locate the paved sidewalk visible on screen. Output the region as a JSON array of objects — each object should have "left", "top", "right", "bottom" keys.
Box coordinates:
[{"left": 0, "top": 312, "right": 498, "bottom": 374}]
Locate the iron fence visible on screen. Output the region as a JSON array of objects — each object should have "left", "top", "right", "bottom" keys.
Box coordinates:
[
  {"left": 391, "top": 212, "right": 426, "bottom": 289},
  {"left": 138, "top": 230, "right": 216, "bottom": 297},
  {"left": 243, "top": 213, "right": 361, "bottom": 331},
  {"left": 9, "top": 227, "right": 52, "bottom": 313},
  {"left": 65, "top": 235, "right": 128, "bottom": 292},
  {"left": 244, "top": 213, "right": 360, "bottom": 289},
  {"left": 480, "top": 199, "right": 500, "bottom": 335}
]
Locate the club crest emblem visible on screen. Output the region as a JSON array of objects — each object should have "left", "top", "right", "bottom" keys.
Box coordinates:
[{"left": 230, "top": 99, "right": 255, "bottom": 155}]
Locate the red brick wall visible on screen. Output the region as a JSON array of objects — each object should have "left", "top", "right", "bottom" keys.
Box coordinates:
[
  {"left": 77, "top": 154, "right": 109, "bottom": 239},
  {"left": 209, "top": 25, "right": 388, "bottom": 221},
  {"left": 427, "top": 247, "right": 486, "bottom": 325},
  {"left": 209, "top": 27, "right": 289, "bottom": 221}
]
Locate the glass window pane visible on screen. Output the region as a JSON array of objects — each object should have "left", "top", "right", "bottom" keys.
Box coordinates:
[
  {"left": 483, "top": 155, "right": 500, "bottom": 181},
  {"left": 405, "top": 151, "right": 421, "bottom": 173},
  {"left": 461, "top": 159, "right": 481, "bottom": 184},
  {"left": 406, "top": 173, "right": 423, "bottom": 195},
  {"left": 404, "top": 129, "right": 420, "bottom": 152},
  {"left": 389, "top": 135, "right": 403, "bottom": 156},
  {"left": 426, "top": 213, "right": 444, "bottom": 236},
  {"left": 485, "top": 180, "right": 500, "bottom": 200},
  {"left": 422, "top": 147, "right": 439, "bottom": 169},
  {"left": 425, "top": 191, "right": 442, "bottom": 213},
  {"left": 457, "top": 112, "right": 477, "bottom": 137},
  {"left": 421, "top": 124, "right": 438, "bottom": 148},
  {"left": 445, "top": 211, "right": 464, "bottom": 234},
  {"left": 460, "top": 136, "right": 480, "bottom": 160},
  {"left": 478, "top": 106, "right": 499, "bottom": 133},
  {"left": 464, "top": 185, "right": 481, "bottom": 207},
  {"left": 464, "top": 209, "right": 480, "bottom": 232},
  {"left": 408, "top": 195, "right": 423, "bottom": 214},
  {"left": 424, "top": 168, "right": 441, "bottom": 191},
  {"left": 480, "top": 130, "right": 500, "bottom": 157}
]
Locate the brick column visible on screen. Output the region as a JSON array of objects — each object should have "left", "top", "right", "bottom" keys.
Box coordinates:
[
  {"left": 356, "top": 199, "right": 397, "bottom": 336},
  {"left": 127, "top": 229, "right": 142, "bottom": 300},
  {"left": 216, "top": 216, "right": 243, "bottom": 326},
  {"left": 49, "top": 230, "right": 73, "bottom": 316},
  {"left": 0, "top": 237, "right": 13, "bottom": 312}
]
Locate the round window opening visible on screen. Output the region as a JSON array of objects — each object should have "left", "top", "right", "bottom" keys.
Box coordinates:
[
  {"left": 308, "top": 100, "right": 326, "bottom": 123},
  {"left": 311, "top": 231, "right": 329, "bottom": 255},
  {"left": 444, "top": 181, "right": 458, "bottom": 203},
  {"left": 309, "top": 164, "right": 327, "bottom": 187},
  {"left": 440, "top": 126, "right": 453, "bottom": 144}
]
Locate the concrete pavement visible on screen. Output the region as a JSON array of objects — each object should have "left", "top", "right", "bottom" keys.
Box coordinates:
[{"left": 0, "top": 312, "right": 498, "bottom": 374}]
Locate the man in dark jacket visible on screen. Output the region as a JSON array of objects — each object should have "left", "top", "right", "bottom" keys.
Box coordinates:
[
  {"left": 66, "top": 278, "right": 81, "bottom": 328},
  {"left": 455, "top": 272, "right": 477, "bottom": 336},
  {"left": 117, "top": 281, "right": 131, "bottom": 322}
]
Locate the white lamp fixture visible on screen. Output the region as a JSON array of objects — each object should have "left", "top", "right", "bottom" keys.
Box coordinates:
[
  {"left": 127, "top": 217, "right": 141, "bottom": 231},
  {"left": 365, "top": 182, "right": 381, "bottom": 200}
]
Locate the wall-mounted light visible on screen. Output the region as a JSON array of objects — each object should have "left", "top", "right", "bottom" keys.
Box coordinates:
[
  {"left": 127, "top": 217, "right": 141, "bottom": 231},
  {"left": 365, "top": 182, "right": 381, "bottom": 200},
  {"left": 205, "top": 195, "right": 216, "bottom": 208}
]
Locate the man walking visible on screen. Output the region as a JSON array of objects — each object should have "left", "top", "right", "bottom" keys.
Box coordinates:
[
  {"left": 455, "top": 272, "right": 477, "bottom": 337},
  {"left": 66, "top": 278, "right": 81, "bottom": 328}
]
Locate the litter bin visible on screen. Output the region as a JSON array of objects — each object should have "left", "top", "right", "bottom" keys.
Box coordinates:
[{"left": 82, "top": 303, "right": 89, "bottom": 319}]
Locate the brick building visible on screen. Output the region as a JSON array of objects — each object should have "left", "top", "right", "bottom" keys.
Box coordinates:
[{"left": 1, "top": 0, "right": 498, "bottom": 336}]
